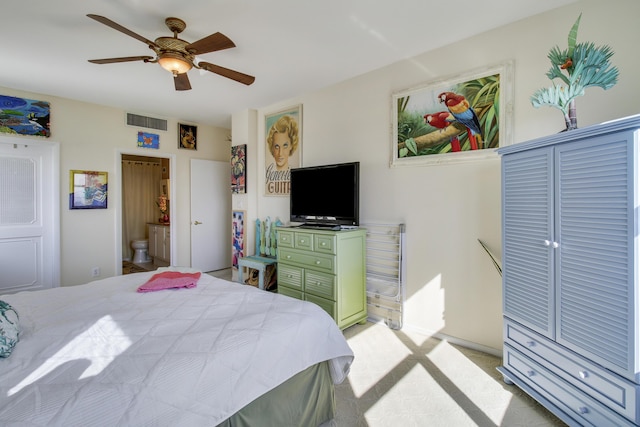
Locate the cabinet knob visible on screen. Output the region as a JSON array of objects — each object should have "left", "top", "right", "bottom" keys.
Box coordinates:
[
  {"left": 526, "top": 370, "right": 535, "bottom": 377},
  {"left": 579, "top": 370, "right": 589, "bottom": 379},
  {"left": 552, "top": 241, "right": 559, "bottom": 248},
  {"left": 286, "top": 255, "right": 291, "bottom": 259},
  {"left": 526, "top": 341, "right": 536, "bottom": 347},
  {"left": 300, "top": 239, "right": 305, "bottom": 243},
  {"left": 544, "top": 240, "right": 551, "bottom": 246},
  {"left": 194, "top": 221, "right": 202, "bottom": 225},
  {"left": 321, "top": 242, "right": 326, "bottom": 246},
  {"left": 315, "top": 260, "right": 321, "bottom": 265},
  {"left": 578, "top": 407, "right": 589, "bottom": 415}
]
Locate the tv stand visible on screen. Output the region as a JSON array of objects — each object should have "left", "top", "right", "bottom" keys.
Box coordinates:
[{"left": 276, "top": 226, "right": 367, "bottom": 329}]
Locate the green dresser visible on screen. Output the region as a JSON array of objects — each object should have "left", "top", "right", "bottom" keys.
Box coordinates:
[{"left": 276, "top": 226, "right": 367, "bottom": 330}]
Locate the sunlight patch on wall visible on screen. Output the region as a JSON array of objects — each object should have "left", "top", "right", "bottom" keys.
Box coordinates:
[{"left": 405, "top": 273, "right": 446, "bottom": 333}]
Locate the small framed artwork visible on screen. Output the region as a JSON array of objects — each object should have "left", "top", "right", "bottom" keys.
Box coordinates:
[
  {"left": 232, "top": 210, "right": 246, "bottom": 269},
  {"left": 137, "top": 131, "right": 159, "bottom": 149},
  {"left": 264, "top": 104, "right": 302, "bottom": 196},
  {"left": 231, "top": 144, "right": 246, "bottom": 194},
  {"left": 178, "top": 123, "right": 197, "bottom": 150},
  {"left": 391, "top": 61, "right": 513, "bottom": 166},
  {"left": 69, "top": 170, "right": 108, "bottom": 209}
]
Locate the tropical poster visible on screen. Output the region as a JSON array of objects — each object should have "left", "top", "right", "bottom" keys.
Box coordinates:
[
  {"left": 0, "top": 95, "right": 51, "bottom": 137},
  {"left": 394, "top": 69, "right": 503, "bottom": 161}
]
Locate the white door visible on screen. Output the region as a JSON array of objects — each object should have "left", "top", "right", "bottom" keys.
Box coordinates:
[
  {"left": 0, "top": 137, "right": 59, "bottom": 293},
  {"left": 190, "top": 159, "right": 231, "bottom": 271}
]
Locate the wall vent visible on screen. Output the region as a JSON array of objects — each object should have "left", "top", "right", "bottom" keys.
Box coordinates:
[{"left": 126, "top": 113, "right": 168, "bottom": 131}]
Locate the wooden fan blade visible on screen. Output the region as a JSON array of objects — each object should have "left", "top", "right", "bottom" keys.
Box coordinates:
[
  {"left": 186, "top": 32, "right": 235, "bottom": 55},
  {"left": 87, "top": 14, "right": 158, "bottom": 48},
  {"left": 89, "top": 56, "right": 154, "bottom": 64},
  {"left": 174, "top": 73, "right": 192, "bottom": 91},
  {"left": 199, "top": 62, "right": 255, "bottom": 85}
]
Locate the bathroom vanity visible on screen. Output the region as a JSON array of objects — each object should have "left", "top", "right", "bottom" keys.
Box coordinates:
[{"left": 148, "top": 223, "right": 170, "bottom": 266}]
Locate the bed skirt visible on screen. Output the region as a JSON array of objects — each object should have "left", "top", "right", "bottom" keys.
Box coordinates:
[{"left": 217, "top": 361, "right": 335, "bottom": 426}]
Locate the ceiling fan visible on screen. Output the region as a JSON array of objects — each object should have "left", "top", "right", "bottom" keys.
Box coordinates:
[{"left": 86, "top": 14, "right": 255, "bottom": 91}]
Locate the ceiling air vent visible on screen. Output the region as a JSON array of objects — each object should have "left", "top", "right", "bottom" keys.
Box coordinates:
[{"left": 126, "top": 113, "right": 168, "bottom": 131}]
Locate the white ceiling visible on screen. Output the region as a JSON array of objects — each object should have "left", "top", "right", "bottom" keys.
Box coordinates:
[{"left": 1, "top": 1, "right": 575, "bottom": 128}]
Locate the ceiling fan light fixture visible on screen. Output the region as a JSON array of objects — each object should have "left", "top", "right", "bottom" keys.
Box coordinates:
[{"left": 158, "top": 52, "right": 192, "bottom": 75}]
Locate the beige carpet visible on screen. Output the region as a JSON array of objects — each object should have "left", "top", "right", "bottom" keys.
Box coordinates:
[{"left": 334, "top": 322, "right": 566, "bottom": 427}]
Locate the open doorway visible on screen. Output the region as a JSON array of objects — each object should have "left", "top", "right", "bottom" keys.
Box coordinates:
[{"left": 116, "top": 151, "right": 175, "bottom": 275}]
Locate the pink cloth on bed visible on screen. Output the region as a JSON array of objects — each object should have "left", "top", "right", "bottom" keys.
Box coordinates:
[{"left": 137, "top": 271, "right": 201, "bottom": 292}]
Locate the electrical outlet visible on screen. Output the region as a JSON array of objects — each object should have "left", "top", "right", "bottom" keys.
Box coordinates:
[{"left": 91, "top": 267, "right": 100, "bottom": 277}]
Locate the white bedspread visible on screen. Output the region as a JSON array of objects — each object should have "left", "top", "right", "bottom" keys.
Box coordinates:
[{"left": 0, "top": 271, "right": 354, "bottom": 426}]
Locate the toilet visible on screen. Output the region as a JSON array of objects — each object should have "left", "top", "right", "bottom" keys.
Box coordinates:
[{"left": 131, "top": 239, "right": 149, "bottom": 263}]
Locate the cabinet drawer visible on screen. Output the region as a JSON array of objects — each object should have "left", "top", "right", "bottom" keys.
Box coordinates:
[
  {"left": 305, "top": 293, "right": 335, "bottom": 319},
  {"left": 294, "top": 232, "right": 314, "bottom": 250},
  {"left": 277, "top": 230, "right": 295, "bottom": 248},
  {"left": 278, "top": 264, "right": 304, "bottom": 290},
  {"left": 278, "top": 285, "right": 303, "bottom": 300},
  {"left": 314, "top": 234, "right": 336, "bottom": 254},
  {"left": 504, "top": 346, "right": 635, "bottom": 427},
  {"left": 505, "top": 318, "right": 638, "bottom": 422},
  {"left": 305, "top": 270, "right": 336, "bottom": 301},
  {"left": 279, "top": 248, "right": 335, "bottom": 274}
]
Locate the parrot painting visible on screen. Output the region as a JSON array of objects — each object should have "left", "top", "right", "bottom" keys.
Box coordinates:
[
  {"left": 424, "top": 111, "right": 461, "bottom": 152},
  {"left": 438, "top": 91, "right": 482, "bottom": 150}
]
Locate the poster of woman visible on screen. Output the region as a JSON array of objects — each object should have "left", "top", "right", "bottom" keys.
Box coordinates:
[{"left": 264, "top": 105, "right": 302, "bottom": 196}]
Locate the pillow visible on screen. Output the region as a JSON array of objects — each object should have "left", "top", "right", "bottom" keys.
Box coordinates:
[
  {"left": 0, "top": 300, "right": 20, "bottom": 358},
  {"left": 137, "top": 271, "right": 201, "bottom": 293}
]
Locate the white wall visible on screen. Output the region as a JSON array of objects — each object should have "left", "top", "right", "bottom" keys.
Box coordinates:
[
  {"left": 235, "top": 0, "right": 640, "bottom": 352},
  {"left": 0, "top": 87, "right": 230, "bottom": 286}
]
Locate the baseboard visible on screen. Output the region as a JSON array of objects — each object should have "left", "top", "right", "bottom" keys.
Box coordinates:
[{"left": 401, "top": 323, "right": 502, "bottom": 357}]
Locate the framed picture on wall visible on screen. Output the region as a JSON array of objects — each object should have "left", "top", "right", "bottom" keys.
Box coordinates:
[
  {"left": 137, "top": 131, "right": 159, "bottom": 149},
  {"left": 391, "top": 61, "right": 513, "bottom": 167},
  {"left": 231, "top": 144, "right": 246, "bottom": 194},
  {"left": 178, "top": 123, "right": 197, "bottom": 150},
  {"left": 232, "top": 210, "right": 246, "bottom": 269},
  {"left": 69, "top": 170, "right": 108, "bottom": 209},
  {"left": 264, "top": 104, "right": 302, "bottom": 196}
]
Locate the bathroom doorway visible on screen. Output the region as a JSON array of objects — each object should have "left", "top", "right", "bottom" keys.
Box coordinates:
[{"left": 118, "top": 152, "right": 174, "bottom": 274}]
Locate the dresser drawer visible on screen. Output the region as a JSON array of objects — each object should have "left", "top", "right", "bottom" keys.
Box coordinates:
[
  {"left": 314, "top": 234, "right": 336, "bottom": 254},
  {"left": 505, "top": 318, "right": 638, "bottom": 422},
  {"left": 305, "top": 293, "right": 335, "bottom": 319},
  {"left": 504, "top": 346, "right": 636, "bottom": 427},
  {"left": 305, "top": 270, "right": 336, "bottom": 301},
  {"left": 278, "top": 285, "right": 303, "bottom": 300},
  {"left": 278, "top": 264, "right": 304, "bottom": 290},
  {"left": 277, "top": 230, "right": 295, "bottom": 248},
  {"left": 293, "top": 232, "right": 314, "bottom": 250},
  {"left": 279, "top": 248, "right": 335, "bottom": 274}
]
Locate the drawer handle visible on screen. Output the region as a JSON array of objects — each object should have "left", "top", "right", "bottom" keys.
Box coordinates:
[
  {"left": 300, "top": 239, "right": 305, "bottom": 243},
  {"left": 315, "top": 260, "right": 321, "bottom": 265},
  {"left": 578, "top": 407, "right": 589, "bottom": 415},
  {"left": 579, "top": 370, "right": 589, "bottom": 379},
  {"left": 321, "top": 242, "right": 326, "bottom": 246},
  {"left": 286, "top": 255, "right": 291, "bottom": 259}
]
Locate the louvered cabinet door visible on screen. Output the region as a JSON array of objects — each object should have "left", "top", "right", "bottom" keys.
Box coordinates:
[
  {"left": 502, "top": 148, "right": 555, "bottom": 338},
  {"left": 555, "top": 135, "right": 636, "bottom": 378}
]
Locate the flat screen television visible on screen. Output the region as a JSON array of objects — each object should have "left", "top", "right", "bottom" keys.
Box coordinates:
[{"left": 290, "top": 161, "right": 359, "bottom": 228}]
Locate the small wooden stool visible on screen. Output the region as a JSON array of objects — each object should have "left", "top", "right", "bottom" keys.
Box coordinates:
[{"left": 237, "top": 255, "right": 277, "bottom": 290}]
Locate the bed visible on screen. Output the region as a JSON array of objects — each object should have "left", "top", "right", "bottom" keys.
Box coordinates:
[{"left": 0, "top": 268, "right": 354, "bottom": 426}]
